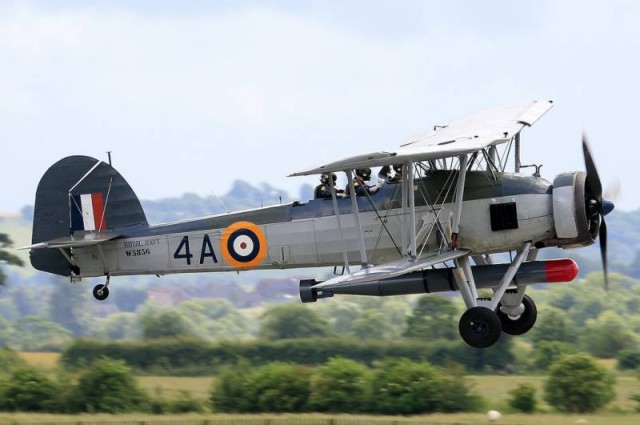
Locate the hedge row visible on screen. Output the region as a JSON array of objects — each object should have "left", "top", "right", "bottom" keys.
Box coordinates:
[
  {"left": 61, "top": 337, "right": 514, "bottom": 374},
  {"left": 211, "top": 358, "right": 484, "bottom": 414}
]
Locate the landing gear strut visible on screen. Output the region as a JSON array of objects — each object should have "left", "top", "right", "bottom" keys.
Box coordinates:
[{"left": 93, "top": 274, "right": 110, "bottom": 301}]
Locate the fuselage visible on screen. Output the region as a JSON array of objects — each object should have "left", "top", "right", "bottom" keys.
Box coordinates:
[{"left": 70, "top": 170, "right": 558, "bottom": 278}]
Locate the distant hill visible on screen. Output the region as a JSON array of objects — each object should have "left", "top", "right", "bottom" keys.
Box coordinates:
[{"left": 141, "top": 180, "right": 314, "bottom": 224}]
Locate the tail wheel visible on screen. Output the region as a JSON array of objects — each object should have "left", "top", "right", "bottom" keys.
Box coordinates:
[
  {"left": 458, "top": 306, "right": 502, "bottom": 348},
  {"left": 497, "top": 294, "right": 537, "bottom": 335},
  {"left": 93, "top": 284, "right": 109, "bottom": 301}
]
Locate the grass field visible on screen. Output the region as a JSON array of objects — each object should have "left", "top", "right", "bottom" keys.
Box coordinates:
[
  {"left": 1, "top": 412, "right": 640, "bottom": 425},
  {"left": 138, "top": 376, "right": 214, "bottom": 399},
  {"left": 18, "top": 352, "right": 61, "bottom": 369}
]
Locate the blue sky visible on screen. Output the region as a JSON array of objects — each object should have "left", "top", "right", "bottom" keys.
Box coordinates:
[{"left": 1, "top": 0, "right": 639, "bottom": 212}]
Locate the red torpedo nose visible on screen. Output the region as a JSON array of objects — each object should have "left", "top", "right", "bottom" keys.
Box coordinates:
[{"left": 544, "top": 258, "right": 580, "bottom": 283}]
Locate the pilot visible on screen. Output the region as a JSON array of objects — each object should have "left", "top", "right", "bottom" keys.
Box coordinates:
[
  {"left": 387, "top": 164, "right": 403, "bottom": 183},
  {"left": 346, "top": 166, "right": 390, "bottom": 196},
  {"left": 314, "top": 173, "right": 345, "bottom": 199}
]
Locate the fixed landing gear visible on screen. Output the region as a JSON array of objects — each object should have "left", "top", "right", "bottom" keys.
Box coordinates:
[
  {"left": 458, "top": 306, "right": 502, "bottom": 349},
  {"left": 497, "top": 294, "right": 537, "bottom": 335},
  {"left": 92, "top": 274, "right": 111, "bottom": 301}
]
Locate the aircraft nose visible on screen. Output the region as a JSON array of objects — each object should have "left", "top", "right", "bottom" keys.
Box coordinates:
[{"left": 602, "top": 199, "right": 615, "bottom": 216}]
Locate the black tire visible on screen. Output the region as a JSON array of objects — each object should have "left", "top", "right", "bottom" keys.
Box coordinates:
[
  {"left": 497, "top": 295, "right": 537, "bottom": 336},
  {"left": 458, "top": 306, "right": 502, "bottom": 348},
  {"left": 93, "top": 284, "right": 110, "bottom": 301}
]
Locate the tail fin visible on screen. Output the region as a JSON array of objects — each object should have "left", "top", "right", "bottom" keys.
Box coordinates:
[{"left": 31, "top": 155, "right": 147, "bottom": 276}]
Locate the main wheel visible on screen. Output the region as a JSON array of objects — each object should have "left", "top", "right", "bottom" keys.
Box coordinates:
[
  {"left": 93, "top": 284, "right": 110, "bottom": 301},
  {"left": 497, "top": 295, "right": 537, "bottom": 335},
  {"left": 458, "top": 306, "right": 502, "bottom": 348}
]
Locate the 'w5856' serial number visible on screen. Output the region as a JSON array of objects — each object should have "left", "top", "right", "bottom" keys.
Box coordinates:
[{"left": 125, "top": 249, "right": 150, "bottom": 257}]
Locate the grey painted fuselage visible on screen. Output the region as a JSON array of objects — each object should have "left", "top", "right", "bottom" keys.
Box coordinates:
[{"left": 70, "top": 171, "right": 555, "bottom": 278}]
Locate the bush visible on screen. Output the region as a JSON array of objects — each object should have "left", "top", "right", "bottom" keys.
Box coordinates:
[
  {"left": 617, "top": 349, "right": 640, "bottom": 370},
  {"left": 0, "top": 347, "right": 26, "bottom": 373},
  {"left": 0, "top": 366, "right": 62, "bottom": 412},
  {"left": 247, "top": 363, "right": 311, "bottom": 412},
  {"left": 212, "top": 362, "right": 311, "bottom": 413},
  {"left": 371, "top": 359, "right": 442, "bottom": 414},
  {"left": 66, "top": 358, "right": 148, "bottom": 413},
  {"left": 435, "top": 363, "right": 485, "bottom": 412},
  {"left": 210, "top": 363, "right": 253, "bottom": 413},
  {"left": 309, "top": 357, "right": 371, "bottom": 413},
  {"left": 508, "top": 383, "right": 537, "bottom": 413},
  {"left": 544, "top": 353, "right": 615, "bottom": 413}
]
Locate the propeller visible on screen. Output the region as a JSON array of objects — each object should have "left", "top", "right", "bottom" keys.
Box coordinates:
[{"left": 582, "top": 134, "right": 614, "bottom": 290}]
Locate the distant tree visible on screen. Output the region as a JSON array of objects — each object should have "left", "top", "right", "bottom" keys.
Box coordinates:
[
  {"left": 530, "top": 307, "right": 578, "bottom": 344},
  {"left": 178, "top": 298, "right": 250, "bottom": 340},
  {"left": 0, "top": 365, "right": 62, "bottom": 412},
  {"left": 350, "top": 309, "right": 395, "bottom": 339},
  {"left": 403, "top": 295, "right": 458, "bottom": 341},
  {"left": 569, "top": 292, "right": 608, "bottom": 326},
  {"left": 544, "top": 353, "right": 615, "bottom": 413},
  {"left": 531, "top": 341, "right": 579, "bottom": 371},
  {"left": 318, "top": 301, "right": 362, "bottom": 334},
  {"left": 141, "top": 310, "right": 195, "bottom": 340},
  {"left": 617, "top": 349, "right": 640, "bottom": 371},
  {"left": 48, "top": 277, "right": 92, "bottom": 336},
  {"left": 67, "top": 358, "right": 148, "bottom": 413},
  {"left": 580, "top": 311, "right": 638, "bottom": 358},
  {"left": 112, "top": 287, "right": 148, "bottom": 312},
  {"left": 309, "top": 357, "right": 371, "bottom": 412},
  {"left": 11, "top": 287, "right": 39, "bottom": 317},
  {"left": 19, "top": 205, "right": 34, "bottom": 222},
  {"left": 508, "top": 383, "right": 537, "bottom": 413},
  {"left": 0, "top": 233, "right": 23, "bottom": 286},
  {"left": 0, "top": 317, "right": 12, "bottom": 346},
  {"left": 10, "top": 316, "right": 72, "bottom": 351},
  {"left": 626, "top": 248, "right": 640, "bottom": 279},
  {"left": 91, "top": 313, "right": 139, "bottom": 340},
  {"left": 547, "top": 286, "right": 579, "bottom": 311},
  {"left": 260, "top": 304, "right": 331, "bottom": 340}
]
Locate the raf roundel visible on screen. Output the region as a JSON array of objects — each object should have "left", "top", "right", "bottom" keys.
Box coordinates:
[{"left": 221, "top": 221, "right": 267, "bottom": 269}]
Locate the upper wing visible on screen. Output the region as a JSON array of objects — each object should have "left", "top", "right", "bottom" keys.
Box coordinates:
[
  {"left": 312, "top": 249, "right": 470, "bottom": 290},
  {"left": 20, "top": 232, "right": 120, "bottom": 250},
  {"left": 290, "top": 100, "right": 553, "bottom": 176}
]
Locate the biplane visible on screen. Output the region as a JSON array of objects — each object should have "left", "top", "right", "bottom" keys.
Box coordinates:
[{"left": 24, "top": 100, "right": 613, "bottom": 348}]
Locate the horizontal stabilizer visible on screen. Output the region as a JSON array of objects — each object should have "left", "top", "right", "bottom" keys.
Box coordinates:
[
  {"left": 20, "top": 232, "right": 120, "bottom": 250},
  {"left": 313, "top": 249, "right": 470, "bottom": 290}
]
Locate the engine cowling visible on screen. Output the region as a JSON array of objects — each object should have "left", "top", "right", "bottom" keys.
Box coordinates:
[{"left": 550, "top": 171, "right": 598, "bottom": 248}]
